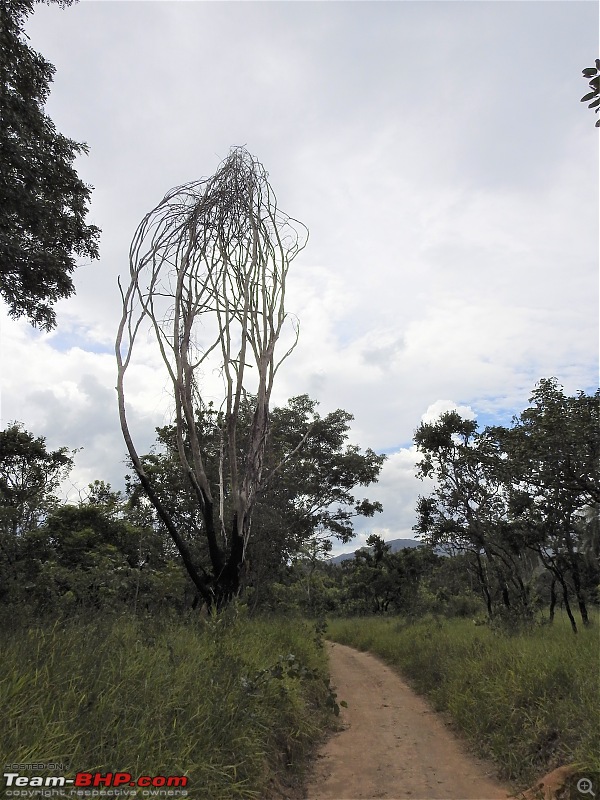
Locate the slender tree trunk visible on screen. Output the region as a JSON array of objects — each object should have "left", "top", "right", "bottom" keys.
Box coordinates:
[
  {"left": 127, "top": 448, "right": 215, "bottom": 608},
  {"left": 513, "top": 570, "right": 530, "bottom": 612},
  {"left": 559, "top": 576, "right": 578, "bottom": 634},
  {"left": 537, "top": 546, "right": 577, "bottom": 631},
  {"left": 564, "top": 530, "right": 590, "bottom": 627},
  {"left": 549, "top": 577, "right": 556, "bottom": 623},
  {"left": 575, "top": 591, "right": 590, "bottom": 627},
  {"left": 475, "top": 552, "right": 493, "bottom": 617},
  {"left": 563, "top": 510, "right": 590, "bottom": 626}
]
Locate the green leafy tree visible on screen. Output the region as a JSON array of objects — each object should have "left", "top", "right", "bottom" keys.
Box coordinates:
[
  {"left": 0, "top": 422, "right": 73, "bottom": 604},
  {"left": 19, "top": 482, "right": 189, "bottom": 614},
  {"left": 270, "top": 540, "right": 343, "bottom": 617},
  {"left": 503, "top": 379, "right": 600, "bottom": 630},
  {"left": 256, "top": 396, "right": 384, "bottom": 547},
  {"left": 0, "top": 0, "right": 100, "bottom": 329},
  {"left": 0, "top": 422, "right": 73, "bottom": 536},
  {"left": 126, "top": 395, "right": 385, "bottom": 609},
  {"left": 413, "top": 412, "right": 534, "bottom": 618},
  {"left": 413, "top": 381, "right": 599, "bottom": 632},
  {"left": 344, "top": 535, "right": 438, "bottom": 615},
  {"left": 0, "top": 427, "right": 189, "bottom": 615},
  {"left": 423, "top": 552, "right": 487, "bottom": 618},
  {"left": 344, "top": 535, "right": 398, "bottom": 614}
]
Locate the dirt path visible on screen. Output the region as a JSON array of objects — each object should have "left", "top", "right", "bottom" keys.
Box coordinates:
[{"left": 305, "top": 642, "right": 511, "bottom": 800}]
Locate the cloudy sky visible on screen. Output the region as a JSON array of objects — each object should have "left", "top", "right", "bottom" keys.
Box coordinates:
[{"left": 2, "top": 0, "right": 598, "bottom": 554}]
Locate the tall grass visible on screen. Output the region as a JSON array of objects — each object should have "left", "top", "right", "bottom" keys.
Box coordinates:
[
  {"left": 327, "top": 614, "right": 599, "bottom": 785},
  {"left": 0, "top": 609, "right": 332, "bottom": 799}
]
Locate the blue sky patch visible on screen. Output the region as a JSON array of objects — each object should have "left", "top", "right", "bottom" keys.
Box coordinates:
[{"left": 47, "top": 330, "right": 113, "bottom": 355}]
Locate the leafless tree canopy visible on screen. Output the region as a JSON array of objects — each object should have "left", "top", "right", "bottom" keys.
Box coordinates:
[{"left": 116, "top": 147, "right": 308, "bottom": 607}]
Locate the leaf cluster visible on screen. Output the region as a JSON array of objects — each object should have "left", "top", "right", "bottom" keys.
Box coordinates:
[
  {"left": 581, "top": 60, "right": 600, "bottom": 127},
  {"left": 0, "top": 0, "right": 100, "bottom": 329},
  {"left": 0, "top": 422, "right": 73, "bottom": 536}
]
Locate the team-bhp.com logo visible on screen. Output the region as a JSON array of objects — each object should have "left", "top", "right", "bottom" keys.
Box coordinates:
[{"left": 3, "top": 772, "right": 188, "bottom": 796}]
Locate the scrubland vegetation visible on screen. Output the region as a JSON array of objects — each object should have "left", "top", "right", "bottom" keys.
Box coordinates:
[
  {"left": 0, "top": 378, "right": 598, "bottom": 796},
  {"left": 2, "top": 28, "right": 598, "bottom": 796},
  {"left": 0, "top": 609, "right": 331, "bottom": 799},
  {"left": 327, "top": 613, "right": 600, "bottom": 785},
  {"left": 0, "top": 141, "right": 597, "bottom": 794}
]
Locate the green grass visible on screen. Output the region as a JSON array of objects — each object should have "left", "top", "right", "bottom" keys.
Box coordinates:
[
  {"left": 0, "top": 608, "right": 332, "bottom": 799},
  {"left": 327, "top": 614, "right": 600, "bottom": 786}
]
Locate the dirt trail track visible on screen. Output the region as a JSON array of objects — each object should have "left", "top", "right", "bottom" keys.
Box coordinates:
[{"left": 305, "top": 642, "right": 511, "bottom": 800}]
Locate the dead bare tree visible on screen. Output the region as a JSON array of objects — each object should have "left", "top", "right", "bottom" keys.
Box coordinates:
[{"left": 116, "top": 147, "right": 308, "bottom": 609}]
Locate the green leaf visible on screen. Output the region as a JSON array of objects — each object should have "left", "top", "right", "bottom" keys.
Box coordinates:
[
  {"left": 581, "top": 91, "right": 598, "bottom": 102},
  {"left": 582, "top": 67, "right": 598, "bottom": 77},
  {"left": 0, "top": 1, "right": 100, "bottom": 330},
  {"left": 588, "top": 98, "right": 600, "bottom": 109}
]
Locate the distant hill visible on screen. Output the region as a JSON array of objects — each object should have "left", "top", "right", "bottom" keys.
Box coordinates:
[{"left": 326, "top": 538, "right": 422, "bottom": 565}]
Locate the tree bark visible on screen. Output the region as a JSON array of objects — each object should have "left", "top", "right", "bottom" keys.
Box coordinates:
[{"left": 548, "top": 577, "right": 556, "bottom": 623}]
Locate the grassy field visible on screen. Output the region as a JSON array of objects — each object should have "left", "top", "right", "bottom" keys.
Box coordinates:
[
  {"left": 327, "top": 614, "right": 600, "bottom": 786},
  {"left": 0, "top": 608, "right": 332, "bottom": 799}
]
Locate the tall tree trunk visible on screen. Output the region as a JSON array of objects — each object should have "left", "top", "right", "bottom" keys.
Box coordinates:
[
  {"left": 559, "top": 575, "right": 578, "bottom": 634},
  {"left": 475, "top": 552, "right": 493, "bottom": 617},
  {"left": 564, "top": 528, "right": 590, "bottom": 627},
  {"left": 548, "top": 577, "right": 556, "bottom": 623}
]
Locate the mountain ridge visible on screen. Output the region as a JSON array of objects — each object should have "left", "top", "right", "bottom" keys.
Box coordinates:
[{"left": 326, "top": 537, "right": 422, "bottom": 565}]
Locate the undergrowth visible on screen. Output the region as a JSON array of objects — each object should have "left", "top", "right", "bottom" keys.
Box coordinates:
[
  {"left": 327, "top": 613, "right": 599, "bottom": 787},
  {"left": 0, "top": 608, "right": 333, "bottom": 799}
]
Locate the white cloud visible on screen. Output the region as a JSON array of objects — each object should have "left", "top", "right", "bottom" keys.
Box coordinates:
[{"left": 421, "top": 400, "right": 476, "bottom": 425}]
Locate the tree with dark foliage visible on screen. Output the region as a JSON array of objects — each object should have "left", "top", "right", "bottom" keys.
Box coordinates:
[
  {"left": 0, "top": 422, "right": 73, "bottom": 604},
  {"left": 503, "top": 379, "right": 600, "bottom": 631},
  {"left": 414, "top": 381, "right": 599, "bottom": 632},
  {"left": 0, "top": 0, "right": 100, "bottom": 330},
  {"left": 126, "top": 395, "right": 385, "bottom": 609}
]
